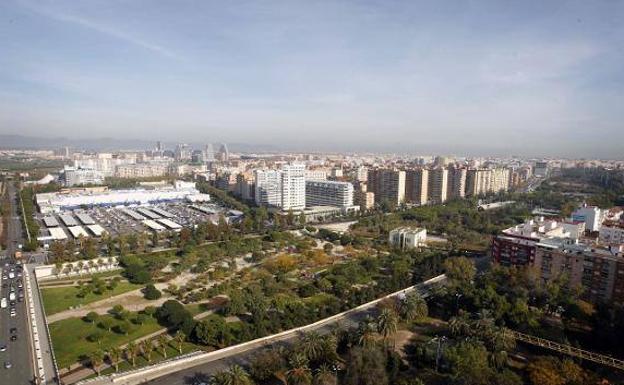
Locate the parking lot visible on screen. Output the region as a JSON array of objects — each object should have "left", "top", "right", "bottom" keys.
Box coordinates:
[{"left": 34, "top": 201, "right": 235, "bottom": 241}]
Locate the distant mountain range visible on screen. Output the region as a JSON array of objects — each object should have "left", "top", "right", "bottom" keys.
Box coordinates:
[{"left": 0, "top": 134, "right": 279, "bottom": 153}]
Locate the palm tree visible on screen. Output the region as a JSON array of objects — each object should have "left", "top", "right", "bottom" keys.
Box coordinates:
[
  {"left": 62, "top": 264, "right": 72, "bottom": 277},
  {"left": 173, "top": 330, "right": 185, "bottom": 354},
  {"left": 97, "top": 258, "right": 105, "bottom": 271},
  {"left": 143, "top": 339, "right": 155, "bottom": 362},
  {"left": 107, "top": 256, "right": 115, "bottom": 269},
  {"left": 126, "top": 341, "right": 139, "bottom": 367},
  {"left": 157, "top": 334, "right": 169, "bottom": 358},
  {"left": 448, "top": 315, "right": 471, "bottom": 337},
  {"left": 313, "top": 364, "right": 337, "bottom": 385},
  {"left": 88, "top": 350, "right": 104, "bottom": 376},
  {"left": 356, "top": 318, "right": 377, "bottom": 348},
  {"left": 298, "top": 331, "right": 324, "bottom": 362},
  {"left": 401, "top": 292, "right": 428, "bottom": 321},
  {"left": 77, "top": 261, "right": 85, "bottom": 276},
  {"left": 108, "top": 347, "right": 122, "bottom": 372},
  {"left": 376, "top": 308, "right": 398, "bottom": 344},
  {"left": 287, "top": 353, "right": 312, "bottom": 385},
  {"left": 211, "top": 365, "right": 253, "bottom": 385}
]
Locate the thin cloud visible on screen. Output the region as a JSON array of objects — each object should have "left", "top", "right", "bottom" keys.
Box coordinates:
[{"left": 17, "top": 0, "right": 182, "bottom": 60}]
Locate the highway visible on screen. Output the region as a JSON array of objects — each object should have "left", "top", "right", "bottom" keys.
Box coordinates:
[{"left": 0, "top": 180, "right": 35, "bottom": 385}]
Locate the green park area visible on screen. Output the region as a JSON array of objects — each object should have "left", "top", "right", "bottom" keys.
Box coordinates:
[
  {"left": 50, "top": 309, "right": 164, "bottom": 369},
  {"left": 41, "top": 280, "right": 141, "bottom": 315}
]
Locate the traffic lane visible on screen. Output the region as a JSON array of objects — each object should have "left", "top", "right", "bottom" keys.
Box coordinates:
[
  {"left": 0, "top": 272, "right": 34, "bottom": 385},
  {"left": 148, "top": 311, "right": 369, "bottom": 385}
]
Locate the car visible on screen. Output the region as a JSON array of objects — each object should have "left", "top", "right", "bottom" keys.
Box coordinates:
[
  {"left": 1, "top": 275, "right": 6, "bottom": 280},
  {"left": 1, "top": 283, "right": 6, "bottom": 288},
  {"left": 9, "top": 301, "right": 15, "bottom": 306},
  {"left": 9, "top": 328, "right": 17, "bottom": 334},
  {"left": 4, "top": 361, "right": 11, "bottom": 369},
  {"left": 10, "top": 311, "right": 16, "bottom": 317},
  {"left": 10, "top": 335, "right": 16, "bottom": 342},
  {"left": 0, "top": 345, "right": 6, "bottom": 352},
  {"left": 17, "top": 297, "right": 23, "bottom": 302}
]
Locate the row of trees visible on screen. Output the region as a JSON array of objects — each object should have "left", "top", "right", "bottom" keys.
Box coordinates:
[{"left": 88, "top": 331, "right": 186, "bottom": 375}]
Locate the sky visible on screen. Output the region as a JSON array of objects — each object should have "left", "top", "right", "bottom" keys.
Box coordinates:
[{"left": 0, "top": 0, "right": 623, "bottom": 157}]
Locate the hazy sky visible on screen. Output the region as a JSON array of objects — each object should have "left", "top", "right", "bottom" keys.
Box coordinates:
[{"left": 1, "top": 1, "right": 623, "bottom": 157}]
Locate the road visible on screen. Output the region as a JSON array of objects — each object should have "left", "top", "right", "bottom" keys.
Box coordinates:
[{"left": 0, "top": 180, "right": 35, "bottom": 385}]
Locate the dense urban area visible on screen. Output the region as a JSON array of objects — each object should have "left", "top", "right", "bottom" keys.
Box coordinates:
[{"left": 1, "top": 145, "right": 624, "bottom": 385}]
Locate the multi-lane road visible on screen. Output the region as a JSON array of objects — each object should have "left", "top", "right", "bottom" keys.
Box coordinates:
[{"left": 0, "top": 180, "right": 35, "bottom": 384}]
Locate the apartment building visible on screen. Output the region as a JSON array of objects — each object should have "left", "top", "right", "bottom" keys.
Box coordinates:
[
  {"left": 254, "top": 169, "right": 282, "bottom": 207},
  {"left": 405, "top": 169, "right": 428, "bottom": 205},
  {"left": 427, "top": 168, "right": 448, "bottom": 204},
  {"left": 367, "top": 169, "right": 406, "bottom": 206},
  {"left": 281, "top": 164, "right": 306, "bottom": 210},
  {"left": 600, "top": 222, "right": 624, "bottom": 245},
  {"left": 492, "top": 218, "right": 624, "bottom": 305},
  {"left": 115, "top": 163, "right": 169, "bottom": 178},
  {"left": 305, "top": 180, "right": 354, "bottom": 208},
  {"left": 446, "top": 167, "right": 467, "bottom": 199},
  {"left": 465, "top": 169, "right": 492, "bottom": 197}
]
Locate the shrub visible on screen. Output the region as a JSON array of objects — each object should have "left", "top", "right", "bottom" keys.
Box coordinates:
[{"left": 144, "top": 284, "right": 162, "bottom": 300}]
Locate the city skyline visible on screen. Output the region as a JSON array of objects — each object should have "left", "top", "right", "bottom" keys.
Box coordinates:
[{"left": 1, "top": 1, "right": 624, "bottom": 157}]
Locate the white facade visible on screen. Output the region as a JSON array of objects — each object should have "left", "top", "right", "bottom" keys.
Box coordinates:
[
  {"left": 36, "top": 182, "right": 201, "bottom": 213},
  {"left": 254, "top": 169, "right": 282, "bottom": 207},
  {"left": 61, "top": 166, "right": 105, "bottom": 187},
  {"left": 281, "top": 164, "right": 306, "bottom": 210},
  {"left": 599, "top": 224, "right": 624, "bottom": 245},
  {"left": 571, "top": 205, "right": 603, "bottom": 232},
  {"left": 304, "top": 169, "right": 328, "bottom": 181},
  {"left": 306, "top": 180, "right": 354, "bottom": 208},
  {"left": 389, "top": 227, "right": 427, "bottom": 249}
]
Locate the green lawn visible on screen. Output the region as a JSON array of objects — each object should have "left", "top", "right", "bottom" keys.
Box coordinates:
[
  {"left": 49, "top": 312, "right": 164, "bottom": 369},
  {"left": 41, "top": 282, "right": 141, "bottom": 315}
]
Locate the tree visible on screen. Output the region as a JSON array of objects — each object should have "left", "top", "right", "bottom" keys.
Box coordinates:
[
  {"left": 126, "top": 341, "right": 139, "bottom": 367},
  {"left": 84, "top": 311, "right": 100, "bottom": 324},
  {"left": 192, "top": 316, "right": 228, "bottom": 347},
  {"left": 87, "top": 330, "right": 104, "bottom": 345},
  {"left": 376, "top": 308, "right": 398, "bottom": 344},
  {"left": 313, "top": 364, "right": 337, "bottom": 385},
  {"left": 443, "top": 257, "right": 476, "bottom": 288},
  {"left": 298, "top": 331, "right": 325, "bottom": 363},
  {"left": 173, "top": 330, "right": 186, "bottom": 353},
  {"left": 445, "top": 341, "right": 493, "bottom": 385},
  {"left": 343, "top": 346, "right": 388, "bottom": 385},
  {"left": 212, "top": 364, "right": 253, "bottom": 385},
  {"left": 287, "top": 353, "right": 313, "bottom": 385},
  {"left": 142, "top": 339, "right": 154, "bottom": 362},
  {"left": 98, "top": 317, "right": 114, "bottom": 332},
  {"left": 400, "top": 292, "right": 428, "bottom": 321},
  {"left": 249, "top": 348, "right": 287, "bottom": 383},
  {"left": 526, "top": 357, "right": 579, "bottom": 385},
  {"left": 157, "top": 334, "right": 169, "bottom": 358},
  {"left": 108, "top": 347, "right": 122, "bottom": 372},
  {"left": 88, "top": 350, "right": 104, "bottom": 375}
]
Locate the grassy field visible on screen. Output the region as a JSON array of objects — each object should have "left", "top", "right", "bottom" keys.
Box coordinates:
[
  {"left": 41, "top": 281, "right": 141, "bottom": 315},
  {"left": 49, "top": 312, "right": 164, "bottom": 369}
]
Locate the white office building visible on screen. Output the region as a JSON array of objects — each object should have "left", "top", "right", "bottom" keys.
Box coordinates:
[
  {"left": 306, "top": 180, "right": 354, "bottom": 208},
  {"left": 389, "top": 227, "right": 427, "bottom": 249},
  {"left": 60, "top": 166, "right": 105, "bottom": 187}
]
